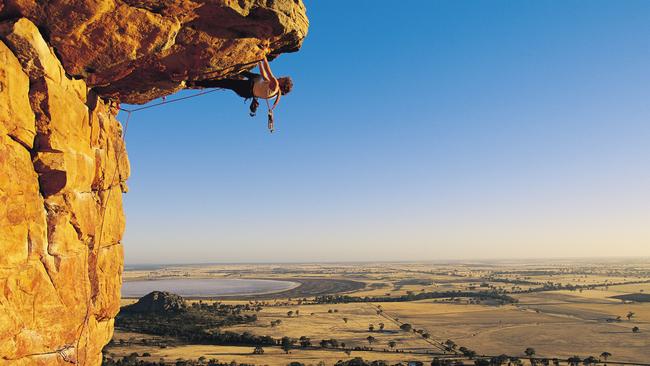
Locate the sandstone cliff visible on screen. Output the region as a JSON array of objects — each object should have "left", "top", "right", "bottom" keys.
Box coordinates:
[{"left": 0, "top": 1, "right": 308, "bottom": 365}]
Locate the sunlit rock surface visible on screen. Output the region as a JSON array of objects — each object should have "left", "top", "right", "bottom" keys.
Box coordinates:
[
  {"left": 0, "top": 0, "right": 308, "bottom": 104},
  {"left": 0, "top": 1, "right": 307, "bottom": 364}
]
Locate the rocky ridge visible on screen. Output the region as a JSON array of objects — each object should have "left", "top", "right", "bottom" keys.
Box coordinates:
[{"left": 121, "top": 291, "right": 188, "bottom": 314}]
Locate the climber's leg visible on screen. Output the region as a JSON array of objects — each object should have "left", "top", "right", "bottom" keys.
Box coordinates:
[
  {"left": 249, "top": 98, "right": 260, "bottom": 116},
  {"left": 188, "top": 79, "right": 253, "bottom": 99}
]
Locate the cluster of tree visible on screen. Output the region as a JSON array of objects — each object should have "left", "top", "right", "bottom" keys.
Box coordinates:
[
  {"left": 319, "top": 338, "right": 342, "bottom": 348},
  {"left": 102, "top": 353, "right": 256, "bottom": 366},
  {"left": 566, "top": 356, "right": 600, "bottom": 366},
  {"left": 270, "top": 319, "right": 283, "bottom": 327},
  {"left": 190, "top": 301, "right": 263, "bottom": 314},
  {"left": 117, "top": 302, "right": 258, "bottom": 335},
  {"left": 116, "top": 310, "right": 275, "bottom": 347},
  {"left": 115, "top": 298, "right": 275, "bottom": 347},
  {"left": 505, "top": 278, "right": 650, "bottom": 294},
  {"left": 314, "top": 291, "right": 516, "bottom": 305},
  {"left": 333, "top": 358, "right": 404, "bottom": 366}
]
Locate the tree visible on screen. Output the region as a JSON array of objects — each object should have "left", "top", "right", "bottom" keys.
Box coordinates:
[
  {"left": 600, "top": 352, "right": 611, "bottom": 364},
  {"left": 320, "top": 339, "right": 339, "bottom": 348},
  {"left": 379, "top": 323, "right": 385, "bottom": 331},
  {"left": 253, "top": 346, "right": 264, "bottom": 354},
  {"left": 459, "top": 347, "right": 476, "bottom": 359},
  {"left": 400, "top": 323, "right": 412, "bottom": 332},
  {"left": 524, "top": 347, "right": 536, "bottom": 357},
  {"left": 368, "top": 324, "right": 375, "bottom": 332},
  {"left": 343, "top": 317, "right": 349, "bottom": 323},
  {"left": 299, "top": 336, "right": 311, "bottom": 348},
  {"left": 444, "top": 339, "right": 457, "bottom": 351},
  {"left": 366, "top": 335, "right": 376, "bottom": 345},
  {"left": 626, "top": 311, "right": 635, "bottom": 320},
  {"left": 632, "top": 326, "right": 640, "bottom": 333},
  {"left": 490, "top": 354, "right": 509, "bottom": 366},
  {"left": 567, "top": 356, "right": 581, "bottom": 366},
  {"left": 320, "top": 339, "right": 329, "bottom": 348},
  {"left": 295, "top": 309, "right": 300, "bottom": 316},
  {"left": 388, "top": 340, "right": 397, "bottom": 350},
  {"left": 287, "top": 310, "right": 294, "bottom": 317},
  {"left": 281, "top": 336, "right": 295, "bottom": 354}
]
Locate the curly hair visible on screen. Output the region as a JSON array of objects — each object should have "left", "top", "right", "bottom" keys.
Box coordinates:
[{"left": 278, "top": 77, "right": 293, "bottom": 95}]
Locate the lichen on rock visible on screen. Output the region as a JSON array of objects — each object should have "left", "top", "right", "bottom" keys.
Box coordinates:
[{"left": 0, "top": 1, "right": 308, "bottom": 365}]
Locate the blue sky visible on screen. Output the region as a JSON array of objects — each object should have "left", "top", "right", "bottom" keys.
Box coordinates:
[{"left": 121, "top": 1, "right": 650, "bottom": 264}]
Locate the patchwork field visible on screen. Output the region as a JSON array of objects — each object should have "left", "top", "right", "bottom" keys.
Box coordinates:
[{"left": 106, "top": 260, "right": 650, "bottom": 365}]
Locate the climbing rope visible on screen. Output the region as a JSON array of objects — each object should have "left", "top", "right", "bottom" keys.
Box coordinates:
[
  {"left": 71, "top": 80, "right": 278, "bottom": 363},
  {"left": 118, "top": 89, "right": 220, "bottom": 114},
  {"left": 265, "top": 97, "right": 274, "bottom": 133}
]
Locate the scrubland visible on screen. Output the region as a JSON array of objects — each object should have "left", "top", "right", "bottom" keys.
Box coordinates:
[{"left": 107, "top": 260, "right": 650, "bottom": 365}]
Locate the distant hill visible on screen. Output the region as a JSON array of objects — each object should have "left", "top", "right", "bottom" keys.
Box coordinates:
[
  {"left": 121, "top": 291, "right": 187, "bottom": 314},
  {"left": 115, "top": 291, "right": 271, "bottom": 346}
]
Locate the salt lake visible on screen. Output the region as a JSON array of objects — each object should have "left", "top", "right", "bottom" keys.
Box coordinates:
[{"left": 121, "top": 278, "right": 300, "bottom": 298}]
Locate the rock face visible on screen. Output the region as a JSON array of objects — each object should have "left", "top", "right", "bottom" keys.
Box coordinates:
[
  {"left": 0, "top": 1, "right": 307, "bottom": 365},
  {"left": 0, "top": 0, "right": 308, "bottom": 104},
  {"left": 121, "top": 291, "right": 187, "bottom": 314}
]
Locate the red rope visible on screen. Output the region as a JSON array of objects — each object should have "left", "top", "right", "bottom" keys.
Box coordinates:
[{"left": 119, "top": 89, "right": 220, "bottom": 113}]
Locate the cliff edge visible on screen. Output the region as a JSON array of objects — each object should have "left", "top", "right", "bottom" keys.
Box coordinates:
[{"left": 0, "top": 1, "right": 308, "bottom": 365}]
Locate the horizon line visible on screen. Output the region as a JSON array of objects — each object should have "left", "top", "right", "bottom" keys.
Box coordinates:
[{"left": 124, "top": 255, "right": 650, "bottom": 268}]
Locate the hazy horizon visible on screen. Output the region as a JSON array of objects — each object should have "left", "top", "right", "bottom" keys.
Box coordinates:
[
  {"left": 122, "top": 1, "right": 650, "bottom": 264},
  {"left": 124, "top": 255, "right": 650, "bottom": 267}
]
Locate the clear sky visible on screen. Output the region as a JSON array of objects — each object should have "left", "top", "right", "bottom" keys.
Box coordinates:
[{"left": 121, "top": 1, "right": 650, "bottom": 264}]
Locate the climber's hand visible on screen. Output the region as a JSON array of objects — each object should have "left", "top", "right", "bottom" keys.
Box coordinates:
[{"left": 260, "top": 40, "right": 271, "bottom": 54}]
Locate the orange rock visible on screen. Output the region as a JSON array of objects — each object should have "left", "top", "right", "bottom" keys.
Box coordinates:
[
  {"left": 1, "top": 18, "right": 129, "bottom": 365},
  {"left": 0, "top": 40, "right": 35, "bottom": 147},
  {"left": 0, "top": 2, "right": 307, "bottom": 364},
  {"left": 0, "top": 0, "right": 308, "bottom": 103}
]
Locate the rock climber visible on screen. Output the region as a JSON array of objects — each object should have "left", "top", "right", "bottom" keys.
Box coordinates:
[{"left": 187, "top": 54, "right": 293, "bottom": 131}]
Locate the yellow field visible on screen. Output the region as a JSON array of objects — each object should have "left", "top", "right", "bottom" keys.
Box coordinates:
[
  {"left": 223, "top": 303, "right": 432, "bottom": 352},
  {"left": 107, "top": 342, "right": 437, "bottom": 365},
  {"left": 110, "top": 261, "right": 650, "bottom": 364}
]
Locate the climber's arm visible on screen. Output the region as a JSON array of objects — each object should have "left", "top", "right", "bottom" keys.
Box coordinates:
[
  {"left": 261, "top": 56, "right": 276, "bottom": 79},
  {"left": 258, "top": 61, "right": 270, "bottom": 81},
  {"left": 260, "top": 57, "right": 279, "bottom": 91}
]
